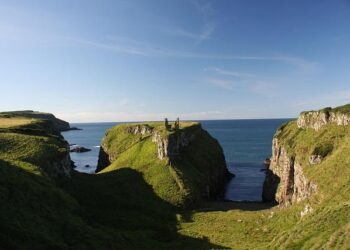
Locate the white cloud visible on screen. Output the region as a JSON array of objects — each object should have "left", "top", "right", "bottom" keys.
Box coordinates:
[
  {"left": 204, "top": 67, "right": 255, "bottom": 78},
  {"left": 165, "top": 22, "right": 215, "bottom": 44},
  {"left": 205, "top": 77, "right": 234, "bottom": 90}
]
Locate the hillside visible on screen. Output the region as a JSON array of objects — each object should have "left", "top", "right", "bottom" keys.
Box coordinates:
[
  {"left": 0, "top": 113, "right": 225, "bottom": 249},
  {"left": 0, "top": 110, "right": 73, "bottom": 132},
  {"left": 96, "top": 121, "right": 232, "bottom": 207},
  {"left": 179, "top": 104, "right": 350, "bottom": 249},
  {"left": 1, "top": 106, "right": 350, "bottom": 249}
]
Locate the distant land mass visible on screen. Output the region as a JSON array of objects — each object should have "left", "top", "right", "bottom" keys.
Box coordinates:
[{"left": 0, "top": 110, "right": 81, "bottom": 131}]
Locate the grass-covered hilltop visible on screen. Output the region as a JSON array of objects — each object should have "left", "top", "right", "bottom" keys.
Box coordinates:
[
  {"left": 96, "top": 121, "right": 231, "bottom": 207},
  {"left": 1, "top": 104, "right": 350, "bottom": 249}
]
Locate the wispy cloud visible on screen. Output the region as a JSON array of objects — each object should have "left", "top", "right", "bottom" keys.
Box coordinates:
[
  {"left": 205, "top": 77, "right": 235, "bottom": 90},
  {"left": 166, "top": 22, "right": 215, "bottom": 44},
  {"left": 68, "top": 36, "right": 317, "bottom": 70},
  {"left": 189, "top": 0, "right": 215, "bottom": 17},
  {"left": 205, "top": 67, "right": 255, "bottom": 78},
  {"left": 68, "top": 37, "right": 148, "bottom": 55},
  {"left": 163, "top": 0, "right": 215, "bottom": 44},
  {"left": 203, "top": 66, "right": 282, "bottom": 97}
]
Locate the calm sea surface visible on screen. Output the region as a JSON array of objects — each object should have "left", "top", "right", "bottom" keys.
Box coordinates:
[{"left": 62, "top": 119, "right": 290, "bottom": 201}]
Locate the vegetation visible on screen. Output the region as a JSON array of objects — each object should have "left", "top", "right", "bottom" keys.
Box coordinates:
[
  {"left": 332, "top": 103, "right": 350, "bottom": 114},
  {"left": 0, "top": 115, "right": 224, "bottom": 249},
  {"left": 99, "top": 121, "right": 229, "bottom": 207},
  {"left": 0, "top": 110, "right": 71, "bottom": 131},
  {"left": 1, "top": 105, "right": 350, "bottom": 249},
  {"left": 301, "top": 103, "right": 350, "bottom": 115}
]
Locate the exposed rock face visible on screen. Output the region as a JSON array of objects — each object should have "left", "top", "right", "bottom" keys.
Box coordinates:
[
  {"left": 96, "top": 122, "right": 231, "bottom": 205},
  {"left": 125, "top": 124, "right": 153, "bottom": 135},
  {"left": 263, "top": 138, "right": 317, "bottom": 205},
  {"left": 96, "top": 146, "right": 111, "bottom": 173},
  {"left": 97, "top": 124, "right": 200, "bottom": 169},
  {"left": 309, "top": 155, "right": 322, "bottom": 165},
  {"left": 297, "top": 111, "right": 350, "bottom": 131},
  {"left": 46, "top": 152, "right": 72, "bottom": 178},
  {"left": 70, "top": 146, "right": 91, "bottom": 153},
  {"left": 300, "top": 204, "right": 313, "bottom": 217},
  {"left": 151, "top": 130, "right": 196, "bottom": 160}
]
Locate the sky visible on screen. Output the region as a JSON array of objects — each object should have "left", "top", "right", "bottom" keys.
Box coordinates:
[{"left": 1, "top": 0, "right": 350, "bottom": 122}]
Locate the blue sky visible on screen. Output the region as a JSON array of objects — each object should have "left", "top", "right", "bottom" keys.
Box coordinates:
[{"left": 1, "top": 0, "right": 350, "bottom": 122}]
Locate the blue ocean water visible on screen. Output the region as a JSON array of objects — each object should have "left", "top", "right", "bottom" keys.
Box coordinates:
[{"left": 62, "top": 119, "right": 290, "bottom": 201}]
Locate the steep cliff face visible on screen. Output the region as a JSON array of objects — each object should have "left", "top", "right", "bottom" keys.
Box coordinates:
[
  {"left": 263, "top": 104, "right": 350, "bottom": 205},
  {"left": 96, "top": 122, "right": 231, "bottom": 206},
  {"left": 263, "top": 137, "right": 317, "bottom": 205},
  {"left": 151, "top": 128, "right": 197, "bottom": 160},
  {"left": 297, "top": 107, "right": 350, "bottom": 131}
]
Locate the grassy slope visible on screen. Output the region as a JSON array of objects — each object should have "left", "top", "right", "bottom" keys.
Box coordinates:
[
  {"left": 179, "top": 118, "right": 350, "bottom": 249},
  {"left": 0, "top": 117, "right": 105, "bottom": 249},
  {"left": 99, "top": 122, "right": 228, "bottom": 207},
  {"left": 2, "top": 108, "right": 350, "bottom": 249},
  {"left": 0, "top": 115, "right": 223, "bottom": 249}
]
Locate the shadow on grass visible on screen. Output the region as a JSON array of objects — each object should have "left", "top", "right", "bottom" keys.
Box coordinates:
[
  {"left": 60, "top": 168, "right": 226, "bottom": 249},
  {"left": 0, "top": 159, "right": 225, "bottom": 249}
]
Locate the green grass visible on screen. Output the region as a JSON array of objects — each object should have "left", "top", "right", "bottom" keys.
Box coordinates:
[
  {"left": 301, "top": 103, "right": 350, "bottom": 115},
  {"left": 0, "top": 117, "right": 34, "bottom": 128},
  {"left": 2, "top": 107, "right": 350, "bottom": 249},
  {"left": 99, "top": 121, "right": 228, "bottom": 207},
  {"left": 178, "top": 108, "right": 350, "bottom": 249},
  {"left": 0, "top": 115, "right": 225, "bottom": 249}
]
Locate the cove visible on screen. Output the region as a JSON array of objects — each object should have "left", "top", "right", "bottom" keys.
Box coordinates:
[{"left": 62, "top": 119, "right": 290, "bottom": 201}]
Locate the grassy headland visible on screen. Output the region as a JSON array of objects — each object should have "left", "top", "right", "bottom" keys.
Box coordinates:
[
  {"left": 1, "top": 105, "right": 350, "bottom": 249},
  {"left": 97, "top": 121, "right": 230, "bottom": 207}
]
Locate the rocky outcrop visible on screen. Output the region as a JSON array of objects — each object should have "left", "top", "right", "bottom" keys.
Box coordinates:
[
  {"left": 97, "top": 123, "right": 201, "bottom": 169},
  {"left": 125, "top": 124, "right": 153, "bottom": 135},
  {"left": 151, "top": 129, "right": 197, "bottom": 160},
  {"left": 297, "top": 110, "right": 350, "bottom": 131},
  {"left": 45, "top": 152, "right": 72, "bottom": 178},
  {"left": 309, "top": 155, "right": 322, "bottom": 165},
  {"left": 96, "top": 146, "right": 111, "bottom": 173},
  {"left": 263, "top": 137, "right": 317, "bottom": 205},
  {"left": 95, "top": 122, "right": 231, "bottom": 206},
  {"left": 70, "top": 146, "right": 91, "bottom": 153}
]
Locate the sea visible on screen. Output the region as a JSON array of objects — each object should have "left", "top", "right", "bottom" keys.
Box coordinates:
[{"left": 62, "top": 119, "right": 291, "bottom": 201}]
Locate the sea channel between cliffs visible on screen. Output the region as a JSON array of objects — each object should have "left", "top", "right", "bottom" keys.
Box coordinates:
[{"left": 63, "top": 119, "right": 290, "bottom": 202}]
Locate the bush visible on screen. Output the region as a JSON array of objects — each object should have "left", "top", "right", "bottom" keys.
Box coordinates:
[{"left": 312, "top": 143, "right": 333, "bottom": 157}]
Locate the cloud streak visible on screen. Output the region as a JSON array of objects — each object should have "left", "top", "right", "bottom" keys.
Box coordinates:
[
  {"left": 68, "top": 36, "right": 317, "bottom": 70},
  {"left": 163, "top": 0, "right": 215, "bottom": 44},
  {"left": 166, "top": 22, "right": 215, "bottom": 44},
  {"left": 205, "top": 67, "right": 255, "bottom": 77}
]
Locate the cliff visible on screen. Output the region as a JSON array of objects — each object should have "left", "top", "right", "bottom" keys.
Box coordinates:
[
  {"left": 96, "top": 121, "right": 231, "bottom": 207},
  {"left": 262, "top": 136, "right": 317, "bottom": 205},
  {"left": 297, "top": 104, "right": 350, "bottom": 131},
  {"left": 0, "top": 110, "right": 72, "bottom": 131},
  {"left": 0, "top": 113, "right": 224, "bottom": 249},
  {"left": 0, "top": 113, "right": 72, "bottom": 178},
  {"left": 263, "top": 103, "right": 350, "bottom": 205}
]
